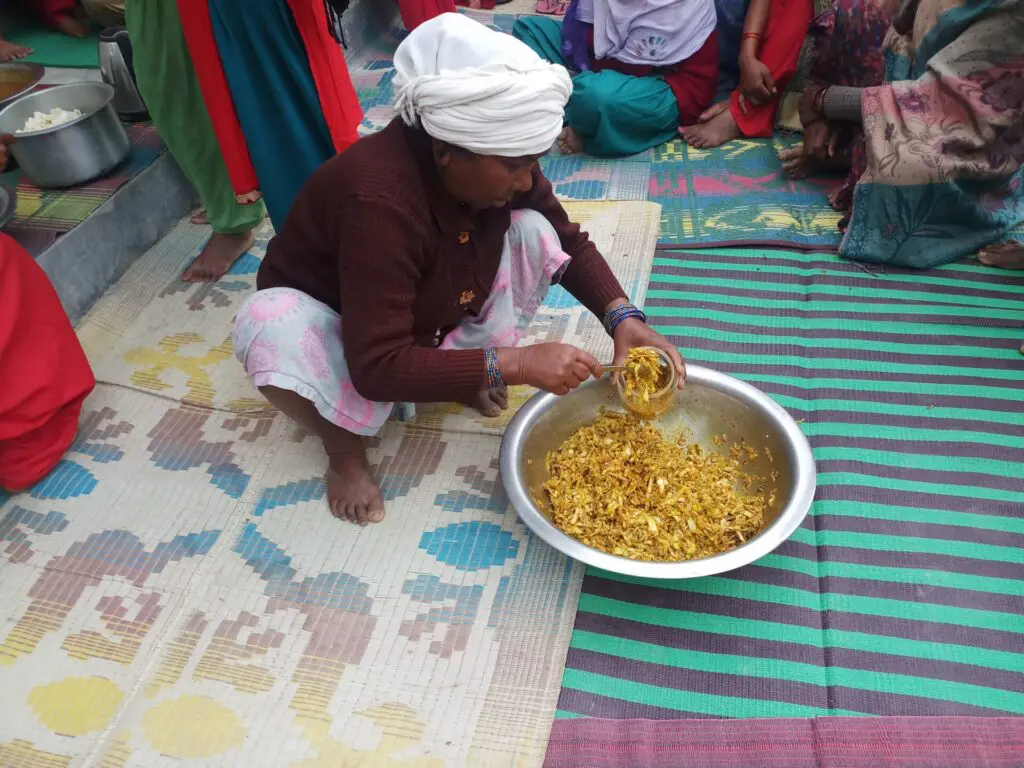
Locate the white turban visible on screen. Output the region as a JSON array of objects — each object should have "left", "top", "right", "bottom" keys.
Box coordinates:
[{"left": 392, "top": 13, "right": 572, "bottom": 157}]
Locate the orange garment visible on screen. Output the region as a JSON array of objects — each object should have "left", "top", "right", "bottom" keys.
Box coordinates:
[
  {"left": 399, "top": 0, "right": 456, "bottom": 31},
  {"left": 729, "top": 0, "right": 813, "bottom": 137},
  {"left": 0, "top": 234, "right": 94, "bottom": 492}
]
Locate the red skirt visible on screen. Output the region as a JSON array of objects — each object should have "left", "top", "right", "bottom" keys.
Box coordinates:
[{"left": 0, "top": 234, "right": 94, "bottom": 491}]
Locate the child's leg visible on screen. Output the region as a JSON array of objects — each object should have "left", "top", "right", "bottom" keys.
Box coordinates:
[{"left": 730, "top": 0, "right": 813, "bottom": 137}]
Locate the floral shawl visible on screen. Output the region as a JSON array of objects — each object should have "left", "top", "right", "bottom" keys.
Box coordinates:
[{"left": 841, "top": 0, "right": 1024, "bottom": 268}]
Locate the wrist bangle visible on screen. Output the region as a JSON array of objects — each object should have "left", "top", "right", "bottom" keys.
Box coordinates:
[
  {"left": 741, "top": 32, "right": 762, "bottom": 41},
  {"left": 602, "top": 303, "right": 647, "bottom": 336},
  {"left": 814, "top": 86, "right": 829, "bottom": 116},
  {"left": 484, "top": 347, "right": 504, "bottom": 389}
]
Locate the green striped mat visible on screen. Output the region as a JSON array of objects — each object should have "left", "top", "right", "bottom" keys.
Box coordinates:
[{"left": 555, "top": 248, "right": 1024, "bottom": 720}]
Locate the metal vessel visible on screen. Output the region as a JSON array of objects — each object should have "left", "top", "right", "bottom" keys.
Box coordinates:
[
  {"left": 0, "top": 82, "right": 130, "bottom": 189},
  {"left": 500, "top": 365, "right": 817, "bottom": 579},
  {"left": 98, "top": 26, "right": 149, "bottom": 122}
]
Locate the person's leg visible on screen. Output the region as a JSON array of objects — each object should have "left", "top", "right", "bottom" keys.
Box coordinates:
[
  {"left": 207, "top": 0, "right": 353, "bottom": 231},
  {"left": 126, "top": 0, "right": 265, "bottom": 281},
  {"left": 81, "top": 0, "right": 125, "bottom": 27},
  {"left": 682, "top": 0, "right": 812, "bottom": 148},
  {"left": 567, "top": 70, "right": 680, "bottom": 156},
  {"left": 233, "top": 287, "right": 394, "bottom": 524}
]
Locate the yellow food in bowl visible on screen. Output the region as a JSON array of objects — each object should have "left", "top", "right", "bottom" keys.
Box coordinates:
[{"left": 544, "top": 411, "right": 772, "bottom": 562}]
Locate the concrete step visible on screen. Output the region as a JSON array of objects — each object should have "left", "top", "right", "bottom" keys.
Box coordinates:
[{"left": 33, "top": 0, "right": 394, "bottom": 324}]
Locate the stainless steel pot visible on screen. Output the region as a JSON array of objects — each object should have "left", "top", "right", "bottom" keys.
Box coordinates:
[
  {"left": 0, "top": 82, "right": 130, "bottom": 189},
  {"left": 499, "top": 366, "right": 817, "bottom": 580}
]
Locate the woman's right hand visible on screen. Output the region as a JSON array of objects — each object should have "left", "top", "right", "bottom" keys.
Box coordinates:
[{"left": 502, "top": 343, "right": 603, "bottom": 396}]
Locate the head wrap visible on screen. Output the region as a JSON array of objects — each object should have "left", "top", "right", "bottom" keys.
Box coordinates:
[
  {"left": 393, "top": 13, "right": 572, "bottom": 157},
  {"left": 582, "top": 0, "right": 717, "bottom": 68}
]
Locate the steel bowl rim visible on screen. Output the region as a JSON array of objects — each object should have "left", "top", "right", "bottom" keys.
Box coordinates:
[
  {"left": 0, "top": 61, "right": 45, "bottom": 109},
  {"left": 499, "top": 364, "right": 817, "bottom": 579},
  {"left": 0, "top": 81, "right": 116, "bottom": 138}
]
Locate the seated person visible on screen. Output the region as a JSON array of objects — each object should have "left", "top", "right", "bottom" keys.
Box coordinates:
[
  {"left": 781, "top": 0, "right": 1024, "bottom": 269},
  {"left": 513, "top": 0, "right": 719, "bottom": 157},
  {"left": 681, "top": 0, "right": 814, "bottom": 148},
  {"left": 0, "top": 138, "right": 96, "bottom": 492},
  {"left": 233, "top": 14, "right": 686, "bottom": 525}
]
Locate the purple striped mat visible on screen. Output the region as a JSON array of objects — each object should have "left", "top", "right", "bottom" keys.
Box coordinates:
[{"left": 545, "top": 716, "right": 1024, "bottom": 768}]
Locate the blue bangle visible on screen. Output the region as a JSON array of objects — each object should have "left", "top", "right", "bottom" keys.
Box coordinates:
[
  {"left": 603, "top": 303, "right": 646, "bottom": 336},
  {"left": 484, "top": 347, "right": 504, "bottom": 389}
]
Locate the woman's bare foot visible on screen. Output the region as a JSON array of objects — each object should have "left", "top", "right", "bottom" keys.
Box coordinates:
[
  {"left": 977, "top": 240, "right": 1024, "bottom": 270},
  {"left": 327, "top": 449, "right": 385, "bottom": 526},
  {"left": 0, "top": 38, "right": 32, "bottom": 62},
  {"left": 779, "top": 145, "right": 814, "bottom": 178},
  {"left": 190, "top": 209, "right": 209, "bottom": 226},
  {"left": 258, "top": 385, "right": 386, "bottom": 526},
  {"left": 557, "top": 126, "right": 584, "bottom": 155},
  {"left": 469, "top": 385, "right": 508, "bottom": 418},
  {"left": 53, "top": 15, "right": 91, "bottom": 38},
  {"left": 181, "top": 230, "right": 255, "bottom": 282},
  {"left": 679, "top": 103, "right": 740, "bottom": 149}
]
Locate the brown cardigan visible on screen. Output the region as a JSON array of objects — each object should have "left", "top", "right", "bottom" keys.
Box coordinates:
[{"left": 257, "top": 119, "right": 625, "bottom": 404}]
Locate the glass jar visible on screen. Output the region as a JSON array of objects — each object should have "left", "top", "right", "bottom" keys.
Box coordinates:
[{"left": 615, "top": 346, "right": 677, "bottom": 420}]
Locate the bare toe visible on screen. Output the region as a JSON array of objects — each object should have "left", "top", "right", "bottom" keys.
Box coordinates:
[{"left": 327, "top": 454, "right": 385, "bottom": 525}]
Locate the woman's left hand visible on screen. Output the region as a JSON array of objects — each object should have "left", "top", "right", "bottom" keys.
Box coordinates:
[{"left": 612, "top": 318, "right": 686, "bottom": 388}]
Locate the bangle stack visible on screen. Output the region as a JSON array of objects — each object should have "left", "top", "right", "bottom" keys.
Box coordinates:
[
  {"left": 813, "top": 85, "right": 829, "bottom": 116},
  {"left": 603, "top": 303, "right": 647, "bottom": 336},
  {"left": 484, "top": 347, "right": 504, "bottom": 389}
]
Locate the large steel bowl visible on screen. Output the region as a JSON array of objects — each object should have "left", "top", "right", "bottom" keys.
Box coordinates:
[
  {"left": 0, "top": 62, "right": 44, "bottom": 110},
  {"left": 0, "top": 81, "right": 129, "bottom": 189},
  {"left": 499, "top": 366, "right": 816, "bottom": 579}
]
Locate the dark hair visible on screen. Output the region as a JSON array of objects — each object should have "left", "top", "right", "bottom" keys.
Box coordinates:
[{"left": 324, "top": 0, "right": 351, "bottom": 45}]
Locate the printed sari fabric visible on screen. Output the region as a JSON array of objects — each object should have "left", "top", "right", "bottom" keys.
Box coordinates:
[{"left": 841, "top": 0, "right": 1024, "bottom": 268}]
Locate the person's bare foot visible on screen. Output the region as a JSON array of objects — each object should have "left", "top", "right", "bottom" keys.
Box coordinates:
[
  {"left": 190, "top": 209, "right": 209, "bottom": 226},
  {"left": 779, "top": 145, "right": 815, "bottom": 178},
  {"left": 53, "top": 15, "right": 91, "bottom": 38},
  {"left": 181, "top": 230, "right": 254, "bottom": 282},
  {"left": 327, "top": 448, "right": 385, "bottom": 526},
  {"left": 0, "top": 38, "right": 32, "bottom": 62},
  {"left": 977, "top": 240, "right": 1024, "bottom": 270},
  {"left": 679, "top": 103, "right": 740, "bottom": 149},
  {"left": 468, "top": 385, "right": 508, "bottom": 418},
  {"left": 557, "top": 126, "right": 584, "bottom": 155}
]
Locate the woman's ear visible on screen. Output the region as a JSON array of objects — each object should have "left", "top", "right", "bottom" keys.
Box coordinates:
[{"left": 431, "top": 138, "right": 453, "bottom": 167}]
